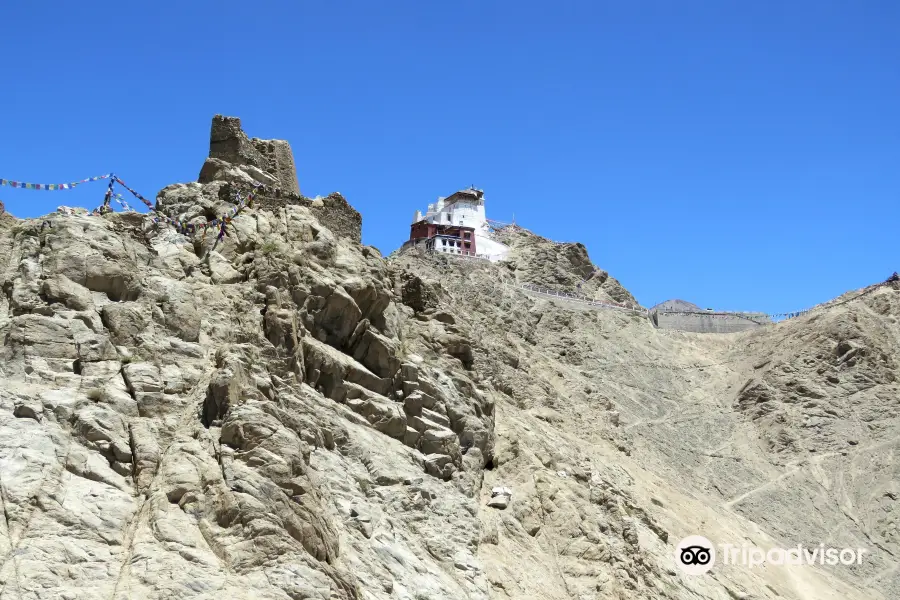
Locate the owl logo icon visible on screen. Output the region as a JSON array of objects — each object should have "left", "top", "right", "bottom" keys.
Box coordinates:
[{"left": 675, "top": 536, "right": 716, "bottom": 575}]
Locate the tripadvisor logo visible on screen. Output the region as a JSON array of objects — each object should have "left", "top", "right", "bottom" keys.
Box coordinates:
[
  {"left": 676, "top": 535, "right": 716, "bottom": 575},
  {"left": 674, "top": 535, "right": 868, "bottom": 575}
]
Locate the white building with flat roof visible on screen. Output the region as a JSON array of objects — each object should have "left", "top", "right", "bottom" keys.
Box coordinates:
[{"left": 408, "top": 188, "right": 509, "bottom": 261}]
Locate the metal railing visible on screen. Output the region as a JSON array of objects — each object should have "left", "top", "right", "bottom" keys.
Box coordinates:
[
  {"left": 515, "top": 283, "right": 649, "bottom": 315},
  {"left": 423, "top": 250, "right": 494, "bottom": 263},
  {"left": 413, "top": 249, "right": 897, "bottom": 325}
]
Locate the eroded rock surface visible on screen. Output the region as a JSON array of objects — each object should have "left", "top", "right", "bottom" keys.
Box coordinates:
[
  {"left": 0, "top": 162, "right": 494, "bottom": 600},
  {"left": 0, "top": 122, "right": 897, "bottom": 600},
  {"left": 391, "top": 246, "right": 900, "bottom": 600}
]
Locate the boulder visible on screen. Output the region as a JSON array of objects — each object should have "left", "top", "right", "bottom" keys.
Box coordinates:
[
  {"left": 420, "top": 428, "right": 459, "bottom": 457},
  {"left": 74, "top": 329, "right": 118, "bottom": 363},
  {"left": 350, "top": 327, "right": 401, "bottom": 378},
  {"left": 302, "top": 336, "right": 391, "bottom": 399},
  {"left": 208, "top": 251, "right": 244, "bottom": 284},
  {"left": 122, "top": 362, "right": 165, "bottom": 417},
  {"left": 342, "top": 278, "right": 391, "bottom": 321},
  {"left": 41, "top": 275, "right": 95, "bottom": 311},
  {"left": 7, "top": 314, "right": 77, "bottom": 359},
  {"left": 345, "top": 393, "right": 407, "bottom": 439},
  {"left": 400, "top": 273, "right": 441, "bottom": 313},
  {"left": 313, "top": 286, "right": 362, "bottom": 348},
  {"left": 487, "top": 486, "right": 512, "bottom": 510},
  {"left": 101, "top": 302, "right": 149, "bottom": 346},
  {"left": 423, "top": 454, "right": 456, "bottom": 480},
  {"left": 13, "top": 400, "right": 43, "bottom": 422}
]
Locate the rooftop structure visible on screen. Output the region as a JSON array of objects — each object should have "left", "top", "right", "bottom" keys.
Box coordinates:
[{"left": 403, "top": 187, "right": 510, "bottom": 261}]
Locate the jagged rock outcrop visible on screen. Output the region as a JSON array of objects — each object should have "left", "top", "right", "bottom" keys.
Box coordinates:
[{"left": 0, "top": 126, "right": 495, "bottom": 598}]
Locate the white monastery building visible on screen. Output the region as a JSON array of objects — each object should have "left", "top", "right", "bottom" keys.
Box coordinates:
[{"left": 403, "top": 188, "right": 510, "bottom": 262}]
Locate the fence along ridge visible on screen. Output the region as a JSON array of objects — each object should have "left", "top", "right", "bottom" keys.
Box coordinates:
[
  {"left": 423, "top": 245, "right": 898, "bottom": 323},
  {"left": 417, "top": 215, "right": 899, "bottom": 321},
  {"left": 658, "top": 277, "right": 896, "bottom": 321},
  {"left": 515, "top": 283, "right": 647, "bottom": 314},
  {"left": 517, "top": 278, "right": 897, "bottom": 323}
]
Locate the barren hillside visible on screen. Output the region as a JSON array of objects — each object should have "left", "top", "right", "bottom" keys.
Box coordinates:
[
  {"left": 0, "top": 122, "right": 896, "bottom": 600},
  {"left": 394, "top": 235, "right": 899, "bottom": 600}
]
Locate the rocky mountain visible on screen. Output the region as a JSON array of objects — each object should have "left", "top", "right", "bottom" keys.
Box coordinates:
[
  {"left": 0, "top": 117, "right": 896, "bottom": 600},
  {"left": 649, "top": 299, "right": 704, "bottom": 312}
]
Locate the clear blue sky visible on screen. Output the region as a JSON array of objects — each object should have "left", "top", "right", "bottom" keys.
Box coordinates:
[{"left": 2, "top": 1, "right": 897, "bottom": 313}]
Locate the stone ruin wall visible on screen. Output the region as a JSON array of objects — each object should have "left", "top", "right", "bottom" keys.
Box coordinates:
[
  {"left": 248, "top": 137, "right": 300, "bottom": 197},
  {"left": 308, "top": 193, "right": 362, "bottom": 244},
  {"left": 200, "top": 115, "right": 362, "bottom": 243}
]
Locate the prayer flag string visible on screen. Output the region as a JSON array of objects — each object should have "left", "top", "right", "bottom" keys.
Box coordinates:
[
  {"left": 0, "top": 174, "right": 111, "bottom": 190},
  {"left": 3, "top": 170, "right": 262, "bottom": 245}
]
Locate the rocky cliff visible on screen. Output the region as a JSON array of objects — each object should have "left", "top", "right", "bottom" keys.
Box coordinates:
[{"left": 0, "top": 120, "right": 897, "bottom": 600}]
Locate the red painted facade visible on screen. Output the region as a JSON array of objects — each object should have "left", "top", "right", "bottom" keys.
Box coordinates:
[
  {"left": 408, "top": 221, "right": 477, "bottom": 256},
  {"left": 409, "top": 220, "right": 437, "bottom": 241}
]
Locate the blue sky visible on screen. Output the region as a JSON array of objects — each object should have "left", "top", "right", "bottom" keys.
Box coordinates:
[{"left": 1, "top": 1, "right": 897, "bottom": 313}]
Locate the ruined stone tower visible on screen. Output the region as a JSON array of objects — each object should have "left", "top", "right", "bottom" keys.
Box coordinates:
[
  {"left": 190, "top": 114, "right": 362, "bottom": 243},
  {"left": 198, "top": 115, "right": 301, "bottom": 196}
]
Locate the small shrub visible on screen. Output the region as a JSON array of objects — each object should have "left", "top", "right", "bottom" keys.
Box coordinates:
[{"left": 260, "top": 240, "right": 279, "bottom": 256}]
